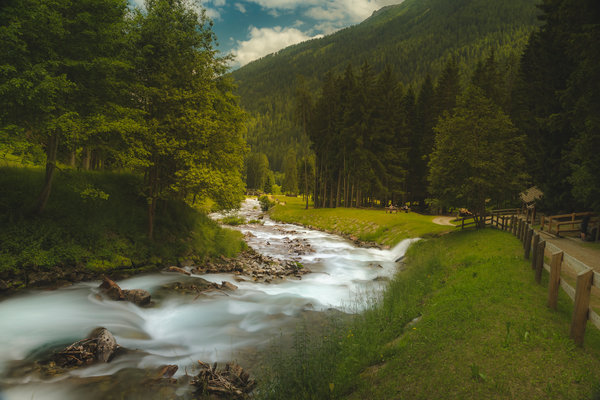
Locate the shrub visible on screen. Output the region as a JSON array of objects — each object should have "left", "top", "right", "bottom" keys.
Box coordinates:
[{"left": 259, "top": 195, "right": 276, "bottom": 212}]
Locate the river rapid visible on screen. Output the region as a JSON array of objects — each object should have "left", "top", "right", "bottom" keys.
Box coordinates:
[{"left": 0, "top": 198, "right": 417, "bottom": 399}]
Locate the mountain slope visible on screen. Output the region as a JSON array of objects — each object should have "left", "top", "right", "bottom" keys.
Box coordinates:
[{"left": 231, "top": 0, "right": 541, "bottom": 170}]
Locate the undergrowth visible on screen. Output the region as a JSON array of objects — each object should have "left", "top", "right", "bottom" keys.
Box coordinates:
[{"left": 0, "top": 166, "right": 246, "bottom": 274}]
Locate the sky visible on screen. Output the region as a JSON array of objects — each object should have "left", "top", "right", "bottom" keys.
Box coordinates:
[{"left": 131, "top": 0, "right": 403, "bottom": 68}]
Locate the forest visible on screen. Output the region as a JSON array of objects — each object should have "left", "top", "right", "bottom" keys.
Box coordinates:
[
  {"left": 0, "top": 0, "right": 248, "bottom": 273},
  {"left": 232, "top": 0, "right": 541, "bottom": 173},
  {"left": 0, "top": 0, "right": 247, "bottom": 236},
  {"left": 237, "top": 0, "right": 600, "bottom": 216}
]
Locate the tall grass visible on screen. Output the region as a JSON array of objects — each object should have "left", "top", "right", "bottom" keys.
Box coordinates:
[{"left": 256, "top": 239, "right": 445, "bottom": 399}]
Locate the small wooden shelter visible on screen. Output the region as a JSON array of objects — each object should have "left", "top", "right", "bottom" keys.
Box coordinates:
[{"left": 520, "top": 186, "right": 543, "bottom": 223}]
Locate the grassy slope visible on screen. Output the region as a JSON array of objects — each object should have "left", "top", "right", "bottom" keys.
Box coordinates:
[
  {"left": 258, "top": 202, "right": 600, "bottom": 399},
  {"left": 0, "top": 166, "right": 245, "bottom": 277},
  {"left": 270, "top": 196, "right": 453, "bottom": 246},
  {"left": 349, "top": 230, "right": 600, "bottom": 399}
]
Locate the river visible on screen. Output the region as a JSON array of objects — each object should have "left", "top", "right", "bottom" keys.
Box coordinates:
[{"left": 0, "top": 198, "right": 416, "bottom": 399}]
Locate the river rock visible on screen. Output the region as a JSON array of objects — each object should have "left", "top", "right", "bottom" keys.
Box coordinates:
[
  {"left": 166, "top": 266, "right": 191, "bottom": 276},
  {"left": 90, "top": 327, "right": 118, "bottom": 362},
  {"left": 99, "top": 277, "right": 151, "bottom": 306},
  {"left": 0, "top": 279, "right": 8, "bottom": 291},
  {"left": 99, "top": 276, "right": 124, "bottom": 300},
  {"left": 52, "top": 327, "right": 118, "bottom": 369},
  {"left": 220, "top": 281, "right": 238, "bottom": 291},
  {"left": 123, "top": 289, "right": 151, "bottom": 306}
]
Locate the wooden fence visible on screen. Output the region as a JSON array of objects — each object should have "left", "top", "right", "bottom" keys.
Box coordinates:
[
  {"left": 540, "top": 211, "right": 599, "bottom": 240},
  {"left": 456, "top": 214, "right": 599, "bottom": 346}
]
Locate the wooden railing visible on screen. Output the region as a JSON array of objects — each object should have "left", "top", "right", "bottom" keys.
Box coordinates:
[
  {"left": 455, "top": 214, "right": 599, "bottom": 345},
  {"left": 511, "top": 219, "right": 598, "bottom": 345},
  {"left": 540, "top": 212, "right": 599, "bottom": 239}
]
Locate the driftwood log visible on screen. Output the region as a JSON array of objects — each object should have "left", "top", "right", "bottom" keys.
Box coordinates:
[{"left": 191, "top": 361, "right": 255, "bottom": 399}]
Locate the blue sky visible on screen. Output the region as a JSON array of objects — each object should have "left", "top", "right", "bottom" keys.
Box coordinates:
[{"left": 131, "top": 0, "right": 403, "bottom": 68}]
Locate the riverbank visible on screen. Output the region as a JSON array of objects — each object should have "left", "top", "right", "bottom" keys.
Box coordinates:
[
  {"left": 269, "top": 196, "right": 453, "bottom": 247},
  {"left": 257, "top": 204, "right": 600, "bottom": 399},
  {"left": 0, "top": 167, "right": 246, "bottom": 294}
]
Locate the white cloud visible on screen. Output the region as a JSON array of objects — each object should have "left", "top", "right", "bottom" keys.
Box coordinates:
[
  {"left": 204, "top": 7, "right": 221, "bottom": 20},
  {"left": 234, "top": 2, "right": 247, "bottom": 13},
  {"left": 245, "top": 0, "right": 320, "bottom": 11},
  {"left": 305, "top": 0, "right": 401, "bottom": 26},
  {"left": 212, "top": 0, "right": 226, "bottom": 6},
  {"left": 232, "top": 26, "right": 321, "bottom": 66}
]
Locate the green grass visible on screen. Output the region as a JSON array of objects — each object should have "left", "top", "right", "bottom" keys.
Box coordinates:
[
  {"left": 0, "top": 166, "right": 246, "bottom": 277},
  {"left": 256, "top": 229, "right": 600, "bottom": 400},
  {"left": 269, "top": 196, "right": 453, "bottom": 246}
]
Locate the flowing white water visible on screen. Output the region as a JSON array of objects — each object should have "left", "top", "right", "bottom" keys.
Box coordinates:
[{"left": 0, "top": 198, "right": 417, "bottom": 399}]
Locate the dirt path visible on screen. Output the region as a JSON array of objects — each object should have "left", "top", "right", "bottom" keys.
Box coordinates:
[
  {"left": 432, "top": 216, "right": 455, "bottom": 226},
  {"left": 538, "top": 230, "right": 600, "bottom": 271}
]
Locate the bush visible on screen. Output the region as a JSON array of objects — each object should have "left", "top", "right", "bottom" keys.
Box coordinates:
[
  {"left": 220, "top": 215, "right": 247, "bottom": 226},
  {"left": 259, "top": 195, "right": 276, "bottom": 212}
]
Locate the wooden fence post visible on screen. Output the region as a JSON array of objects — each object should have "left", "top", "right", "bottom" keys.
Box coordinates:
[
  {"left": 516, "top": 219, "right": 521, "bottom": 238},
  {"left": 570, "top": 269, "right": 594, "bottom": 346},
  {"left": 530, "top": 233, "right": 540, "bottom": 269},
  {"left": 547, "top": 251, "right": 563, "bottom": 310},
  {"left": 512, "top": 216, "right": 518, "bottom": 235},
  {"left": 524, "top": 228, "right": 533, "bottom": 259},
  {"left": 541, "top": 215, "right": 545, "bottom": 231},
  {"left": 535, "top": 240, "right": 546, "bottom": 284},
  {"left": 519, "top": 220, "right": 525, "bottom": 242}
]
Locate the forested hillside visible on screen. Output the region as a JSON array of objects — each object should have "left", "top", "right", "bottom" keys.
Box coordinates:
[{"left": 232, "top": 0, "right": 540, "bottom": 173}]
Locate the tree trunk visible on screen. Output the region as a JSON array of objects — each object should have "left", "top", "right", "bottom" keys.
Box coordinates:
[
  {"left": 329, "top": 181, "right": 334, "bottom": 208},
  {"left": 335, "top": 169, "right": 341, "bottom": 208},
  {"left": 304, "top": 158, "right": 309, "bottom": 209},
  {"left": 82, "top": 147, "right": 91, "bottom": 170},
  {"left": 36, "top": 133, "right": 59, "bottom": 214},
  {"left": 147, "top": 165, "right": 158, "bottom": 240}
]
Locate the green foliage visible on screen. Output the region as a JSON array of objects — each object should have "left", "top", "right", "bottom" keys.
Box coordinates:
[
  {"left": 0, "top": 167, "right": 246, "bottom": 272},
  {"left": 0, "top": 0, "right": 247, "bottom": 227},
  {"left": 126, "top": 0, "right": 247, "bottom": 237},
  {"left": 258, "top": 195, "right": 276, "bottom": 212},
  {"left": 512, "top": 0, "right": 600, "bottom": 213},
  {"left": 282, "top": 148, "right": 298, "bottom": 195},
  {"left": 220, "top": 215, "right": 247, "bottom": 226},
  {"left": 232, "top": 0, "right": 540, "bottom": 179},
  {"left": 257, "top": 229, "right": 600, "bottom": 399},
  {"left": 428, "top": 86, "right": 527, "bottom": 216},
  {"left": 246, "top": 152, "right": 271, "bottom": 190}
]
